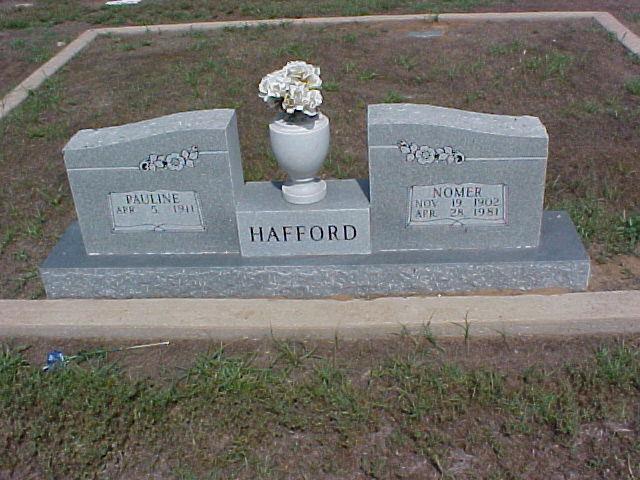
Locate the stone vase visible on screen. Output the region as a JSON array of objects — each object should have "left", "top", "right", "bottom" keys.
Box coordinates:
[{"left": 269, "top": 112, "right": 330, "bottom": 204}]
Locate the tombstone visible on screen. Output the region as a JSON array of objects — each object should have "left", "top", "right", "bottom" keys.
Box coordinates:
[
  {"left": 368, "top": 104, "right": 547, "bottom": 251},
  {"left": 63, "top": 109, "right": 244, "bottom": 255},
  {"left": 40, "top": 104, "right": 590, "bottom": 298}
]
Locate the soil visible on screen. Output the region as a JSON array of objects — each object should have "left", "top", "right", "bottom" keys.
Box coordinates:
[
  {"left": 10, "top": 332, "right": 638, "bottom": 382},
  {"left": 1, "top": 0, "right": 640, "bottom": 102},
  {"left": 1, "top": 6, "right": 639, "bottom": 478},
  {"left": 590, "top": 254, "right": 640, "bottom": 291}
]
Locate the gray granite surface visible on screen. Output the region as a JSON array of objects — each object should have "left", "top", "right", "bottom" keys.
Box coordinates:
[
  {"left": 236, "top": 179, "right": 371, "bottom": 257},
  {"left": 64, "top": 110, "right": 237, "bottom": 161},
  {"left": 368, "top": 103, "right": 548, "bottom": 154},
  {"left": 41, "top": 106, "right": 590, "bottom": 300},
  {"left": 368, "top": 103, "right": 548, "bottom": 252},
  {"left": 64, "top": 110, "right": 244, "bottom": 255},
  {"left": 40, "top": 212, "right": 590, "bottom": 299}
]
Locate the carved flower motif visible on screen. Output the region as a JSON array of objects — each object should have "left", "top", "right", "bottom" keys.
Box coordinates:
[
  {"left": 139, "top": 159, "right": 154, "bottom": 171},
  {"left": 188, "top": 146, "right": 198, "bottom": 160},
  {"left": 166, "top": 153, "right": 185, "bottom": 171},
  {"left": 181, "top": 146, "right": 199, "bottom": 168},
  {"left": 139, "top": 146, "right": 199, "bottom": 172},
  {"left": 398, "top": 140, "right": 465, "bottom": 165},
  {"left": 258, "top": 61, "right": 323, "bottom": 116}
]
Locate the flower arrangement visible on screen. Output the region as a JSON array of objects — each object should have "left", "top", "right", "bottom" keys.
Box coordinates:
[{"left": 258, "top": 61, "right": 323, "bottom": 117}]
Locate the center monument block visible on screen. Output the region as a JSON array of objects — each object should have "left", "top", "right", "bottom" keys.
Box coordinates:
[{"left": 236, "top": 179, "right": 371, "bottom": 257}]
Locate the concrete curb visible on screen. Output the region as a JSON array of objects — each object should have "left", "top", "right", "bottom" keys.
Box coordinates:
[
  {"left": 1, "top": 30, "right": 98, "bottom": 119},
  {"left": 1, "top": 291, "right": 639, "bottom": 340},
  {"left": 595, "top": 11, "right": 640, "bottom": 54},
  {"left": 438, "top": 11, "right": 600, "bottom": 21},
  {"left": 2, "top": 11, "right": 640, "bottom": 120}
]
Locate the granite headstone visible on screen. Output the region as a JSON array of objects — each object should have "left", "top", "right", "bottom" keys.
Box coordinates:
[
  {"left": 368, "top": 103, "right": 548, "bottom": 252},
  {"left": 64, "top": 110, "right": 244, "bottom": 255}
]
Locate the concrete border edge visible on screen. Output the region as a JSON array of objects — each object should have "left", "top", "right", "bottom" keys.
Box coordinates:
[
  {"left": 1, "top": 291, "right": 639, "bottom": 340},
  {"left": 1, "top": 11, "right": 640, "bottom": 120}
]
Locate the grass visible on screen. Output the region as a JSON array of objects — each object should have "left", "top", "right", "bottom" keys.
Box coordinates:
[
  {"left": 357, "top": 68, "right": 379, "bottom": 81},
  {"left": 524, "top": 50, "right": 574, "bottom": 79},
  {"left": 0, "top": 0, "right": 499, "bottom": 30},
  {"left": 554, "top": 197, "right": 640, "bottom": 255},
  {"left": 9, "top": 37, "right": 53, "bottom": 64},
  {"left": 382, "top": 89, "right": 406, "bottom": 102},
  {"left": 322, "top": 80, "right": 340, "bottom": 91},
  {"left": 0, "top": 0, "right": 502, "bottom": 98},
  {"left": 625, "top": 76, "right": 640, "bottom": 96},
  {"left": 395, "top": 54, "right": 418, "bottom": 71},
  {"left": 0, "top": 335, "right": 639, "bottom": 477},
  {"left": 489, "top": 39, "right": 525, "bottom": 56}
]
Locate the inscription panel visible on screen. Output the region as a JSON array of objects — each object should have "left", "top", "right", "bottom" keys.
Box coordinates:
[
  {"left": 109, "top": 190, "right": 204, "bottom": 232},
  {"left": 409, "top": 183, "right": 506, "bottom": 226},
  {"left": 237, "top": 213, "right": 371, "bottom": 257},
  {"left": 236, "top": 180, "right": 371, "bottom": 257}
]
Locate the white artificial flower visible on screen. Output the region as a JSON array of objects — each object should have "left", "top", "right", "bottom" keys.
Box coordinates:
[
  {"left": 258, "top": 61, "right": 324, "bottom": 117},
  {"left": 301, "top": 89, "right": 322, "bottom": 116},
  {"left": 284, "top": 60, "right": 312, "bottom": 76},
  {"left": 258, "top": 71, "right": 290, "bottom": 101},
  {"left": 284, "top": 61, "right": 322, "bottom": 89},
  {"left": 284, "top": 61, "right": 318, "bottom": 77}
]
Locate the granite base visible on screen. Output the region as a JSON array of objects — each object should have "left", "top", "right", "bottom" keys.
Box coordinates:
[{"left": 40, "top": 211, "right": 590, "bottom": 299}]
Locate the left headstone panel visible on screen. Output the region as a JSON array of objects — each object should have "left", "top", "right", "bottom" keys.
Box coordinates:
[{"left": 64, "top": 110, "right": 244, "bottom": 255}]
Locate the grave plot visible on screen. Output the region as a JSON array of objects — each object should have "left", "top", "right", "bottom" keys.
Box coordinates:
[
  {"left": 0, "top": 23, "right": 83, "bottom": 99},
  {"left": 1, "top": 19, "right": 639, "bottom": 298}
]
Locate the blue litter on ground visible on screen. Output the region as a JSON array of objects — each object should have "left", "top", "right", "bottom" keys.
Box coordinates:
[{"left": 44, "top": 350, "right": 65, "bottom": 371}]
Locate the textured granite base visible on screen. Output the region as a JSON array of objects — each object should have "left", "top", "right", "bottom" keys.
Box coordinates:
[{"left": 40, "top": 211, "right": 590, "bottom": 299}]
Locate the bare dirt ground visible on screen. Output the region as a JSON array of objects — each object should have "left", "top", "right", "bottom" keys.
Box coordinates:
[
  {"left": 0, "top": 22, "right": 87, "bottom": 97},
  {"left": 11, "top": 332, "right": 639, "bottom": 383},
  {"left": 1, "top": 0, "right": 640, "bottom": 106},
  {"left": 1, "top": 5, "right": 638, "bottom": 478},
  {"left": 590, "top": 255, "right": 640, "bottom": 291}
]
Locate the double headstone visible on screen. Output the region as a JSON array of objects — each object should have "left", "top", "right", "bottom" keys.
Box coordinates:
[{"left": 40, "top": 104, "right": 590, "bottom": 298}]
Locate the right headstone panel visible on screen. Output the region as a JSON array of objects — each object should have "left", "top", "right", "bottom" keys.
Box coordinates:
[{"left": 368, "top": 104, "right": 548, "bottom": 252}]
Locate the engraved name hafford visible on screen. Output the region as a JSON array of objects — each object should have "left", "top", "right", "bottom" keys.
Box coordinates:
[
  {"left": 249, "top": 224, "right": 357, "bottom": 243},
  {"left": 409, "top": 183, "right": 506, "bottom": 226}
]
